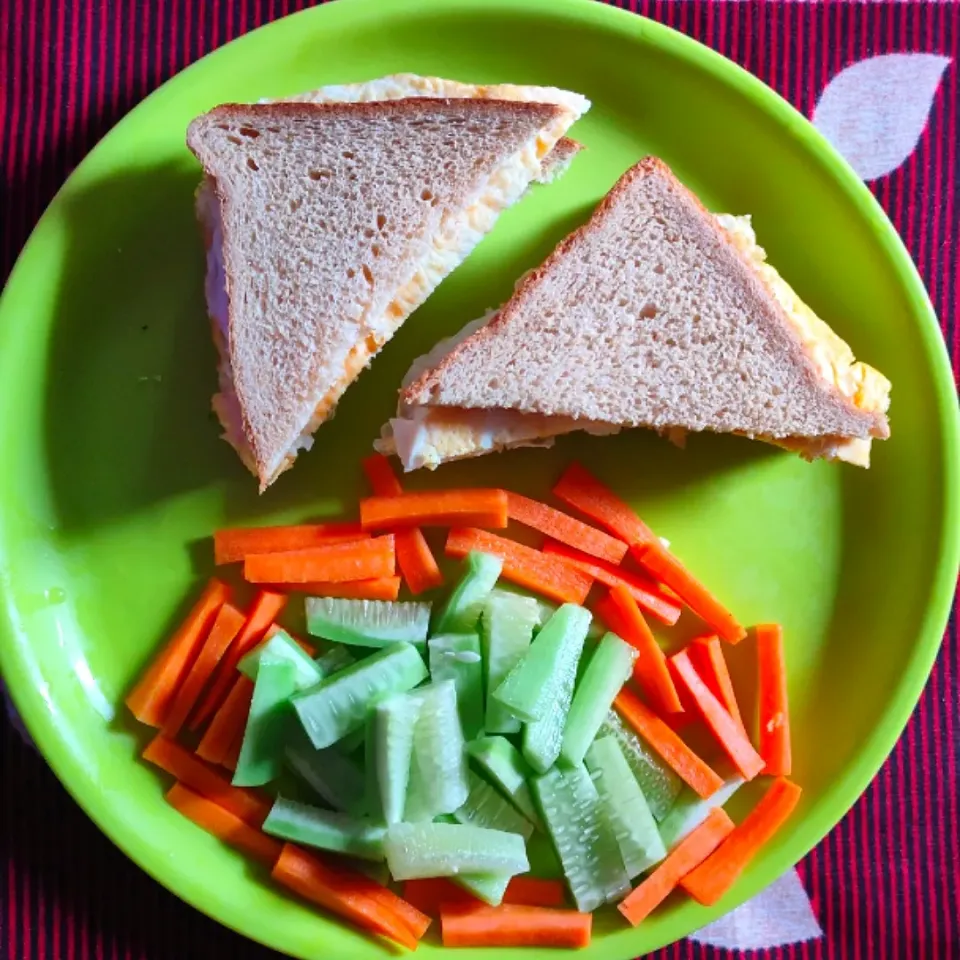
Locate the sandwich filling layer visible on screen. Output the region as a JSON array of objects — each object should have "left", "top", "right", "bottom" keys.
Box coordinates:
[{"left": 379, "top": 214, "right": 891, "bottom": 471}]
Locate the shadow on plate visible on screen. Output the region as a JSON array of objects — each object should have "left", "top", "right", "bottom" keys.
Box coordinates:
[{"left": 43, "top": 159, "right": 238, "bottom": 533}]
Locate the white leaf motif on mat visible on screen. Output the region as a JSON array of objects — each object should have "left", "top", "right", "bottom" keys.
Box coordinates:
[
  {"left": 812, "top": 53, "right": 950, "bottom": 181},
  {"left": 690, "top": 870, "right": 822, "bottom": 950}
]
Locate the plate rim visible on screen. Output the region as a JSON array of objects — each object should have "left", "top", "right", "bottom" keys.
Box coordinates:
[{"left": 1, "top": 0, "right": 958, "bottom": 956}]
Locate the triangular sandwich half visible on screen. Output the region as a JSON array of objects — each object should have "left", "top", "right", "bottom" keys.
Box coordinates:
[
  {"left": 378, "top": 157, "right": 891, "bottom": 470},
  {"left": 188, "top": 95, "right": 583, "bottom": 489}
]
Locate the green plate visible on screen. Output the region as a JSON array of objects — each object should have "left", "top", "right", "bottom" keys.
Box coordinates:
[{"left": 0, "top": 0, "right": 957, "bottom": 956}]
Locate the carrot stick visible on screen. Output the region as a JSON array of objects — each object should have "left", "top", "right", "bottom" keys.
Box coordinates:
[
  {"left": 446, "top": 527, "right": 593, "bottom": 605},
  {"left": 680, "top": 778, "right": 803, "bottom": 905},
  {"left": 190, "top": 590, "right": 287, "bottom": 729},
  {"left": 126, "top": 579, "right": 230, "bottom": 727},
  {"left": 552, "top": 462, "right": 657, "bottom": 545},
  {"left": 689, "top": 635, "right": 745, "bottom": 733},
  {"left": 214, "top": 522, "right": 367, "bottom": 564},
  {"left": 244, "top": 536, "right": 395, "bottom": 585},
  {"left": 670, "top": 649, "right": 765, "bottom": 780},
  {"left": 363, "top": 454, "right": 443, "bottom": 595},
  {"left": 543, "top": 541, "right": 681, "bottom": 626},
  {"left": 403, "top": 876, "right": 567, "bottom": 917},
  {"left": 504, "top": 876, "right": 567, "bottom": 908},
  {"left": 360, "top": 881, "right": 432, "bottom": 942},
  {"left": 614, "top": 688, "right": 724, "bottom": 798},
  {"left": 360, "top": 489, "right": 508, "bottom": 531},
  {"left": 266, "top": 579, "right": 402, "bottom": 601},
  {"left": 441, "top": 903, "right": 591, "bottom": 949},
  {"left": 596, "top": 587, "right": 683, "bottom": 716},
  {"left": 403, "top": 878, "right": 476, "bottom": 915},
  {"left": 506, "top": 491, "right": 627, "bottom": 564},
  {"left": 142, "top": 734, "right": 269, "bottom": 827},
  {"left": 756, "top": 624, "right": 791, "bottom": 776},
  {"left": 634, "top": 540, "right": 746, "bottom": 643},
  {"left": 221, "top": 727, "right": 244, "bottom": 772},
  {"left": 196, "top": 676, "right": 254, "bottom": 766},
  {"left": 166, "top": 782, "right": 281, "bottom": 865},
  {"left": 272, "top": 844, "right": 420, "bottom": 950},
  {"left": 161, "top": 603, "right": 246, "bottom": 738},
  {"left": 617, "top": 807, "right": 735, "bottom": 925}
]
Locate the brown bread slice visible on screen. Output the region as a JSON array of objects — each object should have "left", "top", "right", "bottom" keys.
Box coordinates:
[{"left": 187, "top": 98, "right": 574, "bottom": 488}]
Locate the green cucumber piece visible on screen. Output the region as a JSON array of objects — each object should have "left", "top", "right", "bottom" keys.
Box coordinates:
[
  {"left": 481, "top": 592, "right": 539, "bottom": 734},
  {"left": 428, "top": 633, "right": 484, "bottom": 740},
  {"left": 306, "top": 597, "right": 431, "bottom": 649},
  {"left": 520, "top": 609, "right": 590, "bottom": 772},
  {"left": 411, "top": 680, "right": 469, "bottom": 817},
  {"left": 453, "top": 873, "right": 513, "bottom": 906},
  {"left": 403, "top": 756, "right": 433, "bottom": 823},
  {"left": 238, "top": 629, "right": 323, "bottom": 691},
  {"left": 561, "top": 632, "right": 638, "bottom": 766},
  {"left": 263, "top": 796, "right": 386, "bottom": 861},
  {"left": 233, "top": 659, "right": 296, "bottom": 787},
  {"left": 435, "top": 813, "right": 514, "bottom": 905},
  {"left": 658, "top": 777, "right": 745, "bottom": 851},
  {"left": 454, "top": 771, "right": 534, "bottom": 840},
  {"left": 434, "top": 551, "right": 502, "bottom": 634},
  {"left": 466, "top": 736, "right": 542, "bottom": 829},
  {"left": 493, "top": 604, "right": 591, "bottom": 724},
  {"left": 374, "top": 692, "right": 422, "bottom": 824},
  {"left": 599, "top": 710, "right": 683, "bottom": 821},
  {"left": 585, "top": 735, "right": 666, "bottom": 877},
  {"left": 292, "top": 642, "right": 427, "bottom": 749},
  {"left": 284, "top": 725, "right": 367, "bottom": 815},
  {"left": 314, "top": 646, "right": 356, "bottom": 677},
  {"left": 335, "top": 725, "right": 367, "bottom": 756},
  {"left": 383, "top": 821, "right": 529, "bottom": 881},
  {"left": 532, "top": 763, "right": 630, "bottom": 912},
  {"left": 363, "top": 712, "right": 383, "bottom": 823}
]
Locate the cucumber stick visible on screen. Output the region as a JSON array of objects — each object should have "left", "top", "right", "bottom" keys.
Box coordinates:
[
  {"left": 521, "top": 609, "right": 591, "bottom": 773},
  {"left": 284, "top": 726, "right": 367, "bottom": 815},
  {"left": 533, "top": 763, "right": 630, "bottom": 912},
  {"left": 434, "top": 551, "right": 502, "bottom": 634},
  {"left": 374, "top": 692, "right": 422, "bottom": 824},
  {"left": 481, "top": 592, "right": 539, "bottom": 734},
  {"left": 658, "top": 777, "right": 744, "bottom": 850},
  {"left": 363, "top": 712, "right": 383, "bottom": 823},
  {"left": 314, "top": 646, "right": 356, "bottom": 677},
  {"left": 434, "top": 814, "right": 514, "bottom": 905},
  {"left": 561, "top": 632, "right": 638, "bottom": 766},
  {"left": 454, "top": 772, "right": 534, "bottom": 840},
  {"left": 383, "top": 821, "right": 529, "bottom": 881},
  {"left": 452, "top": 873, "right": 512, "bottom": 907},
  {"left": 599, "top": 710, "right": 683, "bottom": 821},
  {"left": 585, "top": 735, "right": 666, "bottom": 877},
  {"left": 292, "top": 642, "right": 427, "bottom": 749},
  {"left": 494, "top": 604, "right": 591, "bottom": 724},
  {"left": 233, "top": 659, "right": 296, "bottom": 787},
  {"left": 306, "top": 597, "right": 431, "bottom": 649},
  {"left": 428, "top": 633, "right": 484, "bottom": 740},
  {"left": 411, "top": 681, "right": 469, "bottom": 817},
  {"left": 263, "top": 797, "right": 386, "bottom": 861},
  {"left": 466, "top": 736, "right": 541, "bottom": 829},
  {"left": 238, "top": 629, "right": 323, "bottom": 691}
]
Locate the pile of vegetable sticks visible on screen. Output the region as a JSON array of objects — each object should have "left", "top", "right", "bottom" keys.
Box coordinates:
[{"left": 124, "top": 457, "right": 797, "bottom": 950}]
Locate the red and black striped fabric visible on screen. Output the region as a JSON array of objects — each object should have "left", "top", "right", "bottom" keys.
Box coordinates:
[{"left": 1, "top": 2, "right": 958, "bottom": 958}]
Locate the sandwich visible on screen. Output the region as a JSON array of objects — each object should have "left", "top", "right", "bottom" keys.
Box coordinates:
[
  {"left": 377, "top": 157, "right": 891, "bottom": 471},
  {"left": 188, "top": 82, "right": 589, "bottom": 489}
]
